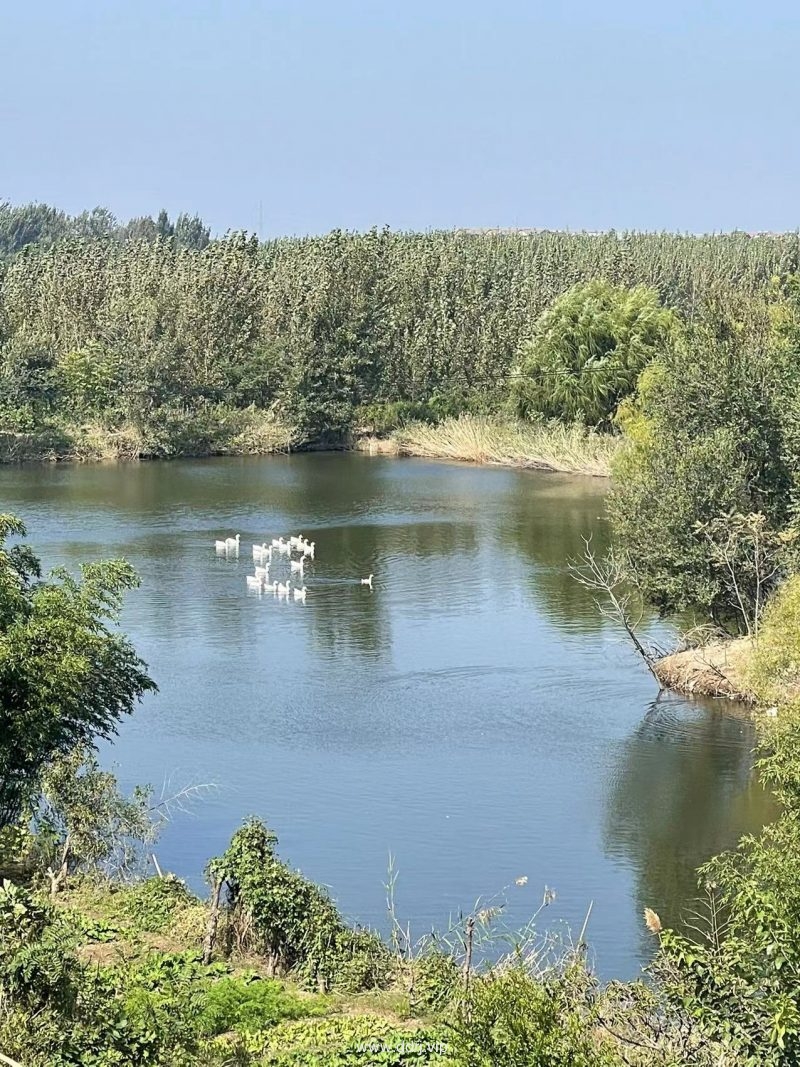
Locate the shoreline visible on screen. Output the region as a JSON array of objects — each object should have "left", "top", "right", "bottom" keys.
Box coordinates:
[
  {"left": 654, "top": 638, "right": 755, "bottom": 704},
  {"left": 0, "top": 416, "right": 620, "bottom": 477}
]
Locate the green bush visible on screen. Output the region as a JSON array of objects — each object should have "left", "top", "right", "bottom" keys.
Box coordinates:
[
  {"left": 211, "top": 819, "right": 392, "bottom": 993},
  {"left": 119, "top": 875, "right": 197, "bottom": 933},
  {"left": 409, "top": 950, "right": 460, "bottom": 1015},
  {"left": 748, "top": 576, "right": 800, "bottom": 704},
  {"left": 243, "top": 1015, "right": 448, "bottom": 1065},
  {"left": 448, "top": 963, "right": 617, "bottom": 1067},
  {"left": 197, "top": 974, "right": 325, "bottom": 1036}
]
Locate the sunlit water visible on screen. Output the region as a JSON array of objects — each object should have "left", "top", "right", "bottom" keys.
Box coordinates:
[{"left": 0, "top": 454, "right": 773, "bottom": 978}]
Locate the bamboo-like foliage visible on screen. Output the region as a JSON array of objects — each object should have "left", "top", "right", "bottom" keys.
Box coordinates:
[{"left": 0, "top": 227, "right": 797, "bottom": 448}]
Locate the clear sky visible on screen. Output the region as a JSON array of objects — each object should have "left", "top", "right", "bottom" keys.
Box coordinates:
[{"left": 1, "top": 0, "right": 798, "bottom": 236}]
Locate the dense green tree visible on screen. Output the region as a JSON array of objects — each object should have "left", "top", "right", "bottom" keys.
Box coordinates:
[
  {"left": 71, "top": 206, "right": 117, "bottom": 241},
  {"left": 0, "top": 201, "right": 69, "bottom": 258},
  {"left": 174, "top": 211, "right": 211, "bottom": 250},
  {"left": 0, "top": 515, "right": 156, "bottom": 827},
  {"left": 609, "top": 309, "right": 798, "bottom": 622},
  {"left": 511, "top": 280, "right": 677, "bottom": 426}
]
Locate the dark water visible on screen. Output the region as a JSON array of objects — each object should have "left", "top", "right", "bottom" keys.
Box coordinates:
[{"left": 0, "top": 454, "right": 773, "bottom": 978}]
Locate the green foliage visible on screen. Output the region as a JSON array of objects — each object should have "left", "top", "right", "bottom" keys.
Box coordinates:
[
  {"left": 512, "top": 280, "right": 676, "bottom": 426},
  {"left": 239, "top": 1015, "right": 447, "bottom": 1065},
  {"left": 448, "top": 963, "right": 618, "bottom": 1067},
  {"left": 35, "top": 747, "right": 155, "bottom": 891},
  {"left": 409, "top": 951, "right": 460, "bottom": 1015},
  {"left": 119, "top": 876, "right": 197, "bottom": 933},
  {"left": 57, "top": 344, "right": 124, "bottom": 419},
  {"left": 2, "top": 219, "right": 800, "bottom": 451},
  {"left": 211, "top": 819, "right": 393, "bottom": 992},
  {"left": 655, "top": 814, "right": 800, "bottom": 1065},
  {"left": 197, "top": 974, "right": 324, "bottom": 1036},
  {"left": 748, "top": 577, "right": 800, "bottom": 706},
  {"left": 610, "top": 306, "right": 798, "bottom": 622},
  {"left": 0, "top": 515, "right": 156, "bottom": 827}
]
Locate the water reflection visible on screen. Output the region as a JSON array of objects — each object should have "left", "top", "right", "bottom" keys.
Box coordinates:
[{"left": 604, "top": 693, "right": 777, "bottom": 961}]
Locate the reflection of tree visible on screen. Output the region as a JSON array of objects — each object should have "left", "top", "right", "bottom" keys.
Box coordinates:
[
  {"left": 497, "top": 472, "right": 616, "bottom": 631},
  {"left": 603, "top": 696, "right": 777, "bottom": 959}
]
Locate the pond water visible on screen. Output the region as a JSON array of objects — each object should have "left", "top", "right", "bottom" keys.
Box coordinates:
[{"left": 0, "top": 453, "right": 773, "bottom": 978}]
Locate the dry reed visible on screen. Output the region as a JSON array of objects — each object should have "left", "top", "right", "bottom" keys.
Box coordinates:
[{"left": 393, "top": 415, "right": 620, "bottom": 477}]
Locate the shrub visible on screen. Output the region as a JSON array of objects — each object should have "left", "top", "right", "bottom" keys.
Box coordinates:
[
  {"left": 211, "top": 819, "right": 392, "bottom": 993},
  {"left": 119, "top": 875, "right": 198, "bottom": 933},
  {"left": 448, "top": 963, "right": 617, "bottom": 1067},
  {"left": 197, "top": 975, "right": 325, "bottom": 1036},
  {"left": 748, "top": 576, "right": 800, "bottom": 704},
  {"left": 240, "top": 1015, "right": 448, "bottom": 1065}
]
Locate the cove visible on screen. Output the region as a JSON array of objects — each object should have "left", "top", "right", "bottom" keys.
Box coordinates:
[{"left": 0, "top": 452, "right": 773, "bottom": 979}]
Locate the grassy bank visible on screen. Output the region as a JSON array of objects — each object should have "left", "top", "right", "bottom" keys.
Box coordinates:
[
  {"left": 0, "top": 410, "right": 299, "bottom": 463},
  {"left": 0, "top": 411, "right": 620, "bottom": 477},
  {"left": 382, "top": 415, "right": 620, "bottom": 476}
]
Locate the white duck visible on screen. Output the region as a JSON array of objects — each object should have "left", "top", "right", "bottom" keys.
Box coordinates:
[
  {"left": 290, "top": 557, "right": 305, "bottom": 575},
  {"left": 293, "top": 586, "right": 307, "bottom": 603},
  {"left": 225, "top": 534, "right": 240, "bottom": 552}
]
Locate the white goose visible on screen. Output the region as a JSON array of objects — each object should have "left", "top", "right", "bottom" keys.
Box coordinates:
[
  {"left": 254, "top": 565, "right": 269, "bottom": 580},
  {"left": 214, "top": 539, "right": 227, "bottom": 552},
  {"left": 302, "top": 540, "right": 315, "bottom": 559},
  {"left": 276, "top": 580, "right": 291, "bottom": 597},
  {"left": 271, "top": 537, "right": 285, "bottom": 550},
  {"left": 290, "top": 557, "right": 305, "bottom": 575},
  {"left": 360, "top": 574, "right": 373, "bottom": 588},
  {"left": 293, "top": 586, "right": 307, "bottom": 603},
  {"left": 225, "top": 534, "right": 240, "bottom": 552},
  {"left": 246, "top": 575, "right": 263, "bottom": 591}
]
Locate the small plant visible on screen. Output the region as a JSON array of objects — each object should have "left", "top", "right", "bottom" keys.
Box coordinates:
[{"left": 197, "top": 975, "right": 326, "bottom": 1036}]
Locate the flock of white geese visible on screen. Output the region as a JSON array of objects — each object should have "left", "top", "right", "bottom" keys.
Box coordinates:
[{"left": 214, "top": 533, "right": 373, "bottom": 603}]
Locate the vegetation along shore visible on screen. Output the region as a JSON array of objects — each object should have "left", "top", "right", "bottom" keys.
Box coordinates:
[{"left": 9, "top": 200, "right": 800, "bottom": 1063}]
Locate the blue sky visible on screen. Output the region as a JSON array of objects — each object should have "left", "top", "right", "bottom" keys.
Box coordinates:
[{"left": 1, "top": 0, "right": 798, "bottom": 236}]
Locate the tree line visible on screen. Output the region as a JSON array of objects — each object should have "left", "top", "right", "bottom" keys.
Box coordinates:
[{"left": 1, "top": 212, "right": 799, "bottom": 454}]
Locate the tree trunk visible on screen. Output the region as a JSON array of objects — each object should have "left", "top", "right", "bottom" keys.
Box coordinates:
[{"left": 202, "top": 876, "right": 223, "bottom": 965}]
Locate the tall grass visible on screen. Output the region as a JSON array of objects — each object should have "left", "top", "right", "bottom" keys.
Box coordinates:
[{"left": 393, "top": 415, "right": 620, "bottom": 476}]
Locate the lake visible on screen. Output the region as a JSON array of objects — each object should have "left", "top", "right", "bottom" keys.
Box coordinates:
[{"left": 0, "top": 453, "right": 772, "bottom": 978}]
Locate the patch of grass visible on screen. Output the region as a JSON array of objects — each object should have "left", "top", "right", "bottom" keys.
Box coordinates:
[
  {"left": 231, "top": 1015, "right": 448, "bottom": 1065},
  {"left": 197, "top": 975, "right": 328, "bottom": 1036},
  {"left": 393, "top": 415, "right": 620, "bottom": 476}
]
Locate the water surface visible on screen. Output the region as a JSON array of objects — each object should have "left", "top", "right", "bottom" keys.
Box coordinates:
[{"left": 0, "top": 454, "right": 772, "bottom": 977}]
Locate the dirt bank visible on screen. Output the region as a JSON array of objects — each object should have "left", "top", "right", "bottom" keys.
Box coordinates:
[{"left": 655, "top": 638, "right": 754, "bottom": 702}]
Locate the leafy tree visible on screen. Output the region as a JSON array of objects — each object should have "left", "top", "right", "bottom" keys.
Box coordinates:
[
  {"left": 0, "top": 515, "right": 156, "bottom": 827},
  {"left": 209, "top": 818, "right": 392, "bottom": 992},
  {"left": 0, "top": 201, "right": 69, "bottom": 258},
  {"left": 174, "top": 211, "right": 211, "bottom": 250},
  {"left": 512, "top": 280, "right": 676, "bottom": 426},
  {"left": 119, "top": 213, "right": 159, "bottom": 242},
  {"left": 155, "top": 208, "right": 174, "bottom": 239},
  {"left": 35, "top": 746, "right": 155, "bottom": 897},
  {"left": 610, "top": 308, "right": 798, "bottom": 622},
  {"left": 71, "top": 206, "right": 118, "bottom": 241}
]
